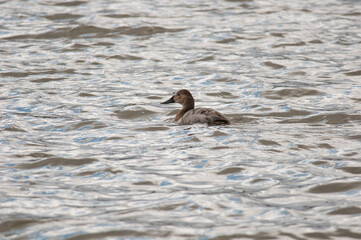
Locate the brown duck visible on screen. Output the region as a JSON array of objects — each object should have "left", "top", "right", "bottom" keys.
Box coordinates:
[{"left": 161, "top": 89, "right": 230, "bottom": 125}]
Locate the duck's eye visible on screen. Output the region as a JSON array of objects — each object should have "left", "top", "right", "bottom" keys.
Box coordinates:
[{"left": 177, "top": 93, "right": 180, "bottom": 96}]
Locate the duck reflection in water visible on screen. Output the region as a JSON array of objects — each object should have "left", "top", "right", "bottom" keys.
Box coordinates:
[{"left": 161, "top": 89, "right": 230, "bottom": 125}]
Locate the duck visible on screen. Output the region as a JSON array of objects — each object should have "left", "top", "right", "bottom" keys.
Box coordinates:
[{"left": 161, "top": 89, "right": 230, "bottom": 125}]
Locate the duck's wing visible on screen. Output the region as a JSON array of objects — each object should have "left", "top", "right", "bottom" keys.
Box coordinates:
[
  {"left": 205, "top": 108, "right": 231, "bottom": 125},
  {"left": 180, "top": 108, "right": 230, "bottom": 125}
]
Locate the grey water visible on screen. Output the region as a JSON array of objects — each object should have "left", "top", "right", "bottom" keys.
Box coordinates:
[{"left": 1, "top": 0, "right": 361, "bottom": 239}]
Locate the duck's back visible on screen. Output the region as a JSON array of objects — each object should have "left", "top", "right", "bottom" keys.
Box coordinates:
[{"left": 180, "top": 108, "right": 230, "bottom": 125}]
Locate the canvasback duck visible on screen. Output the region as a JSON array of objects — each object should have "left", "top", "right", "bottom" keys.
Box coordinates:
[{"left": 161, "top": 89, "right": 230, "bottom": 125}]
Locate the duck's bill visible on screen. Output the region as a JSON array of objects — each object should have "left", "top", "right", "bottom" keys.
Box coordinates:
[{"left": 161, "top": 96, "right": 175, "bottom": 104}]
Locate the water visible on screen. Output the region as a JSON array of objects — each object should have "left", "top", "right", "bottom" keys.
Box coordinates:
[{"left": 1, "top": 0, "right": 361, "bottom": 239}]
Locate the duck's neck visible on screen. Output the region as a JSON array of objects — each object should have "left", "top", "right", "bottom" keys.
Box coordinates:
[{"left": 175, "top": 98, "right": 194, "bottom": 121}]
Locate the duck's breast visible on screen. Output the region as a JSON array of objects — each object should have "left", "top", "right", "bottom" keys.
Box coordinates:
[{"left": 179, "top": 108, "right": 230, "bottom": 125}]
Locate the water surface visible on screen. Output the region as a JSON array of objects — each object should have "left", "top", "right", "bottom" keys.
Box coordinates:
[{"left": 1, "top": 0, "right": 361, "bottom": 239}]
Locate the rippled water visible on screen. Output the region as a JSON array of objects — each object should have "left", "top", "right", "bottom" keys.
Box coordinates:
[{"left": 1, "top": 0, "right": 361, "bottom": 239}]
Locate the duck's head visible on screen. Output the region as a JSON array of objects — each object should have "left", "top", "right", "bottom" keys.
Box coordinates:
[{"left": 161, "top": 89, "right": 194, "bottom": 108}]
